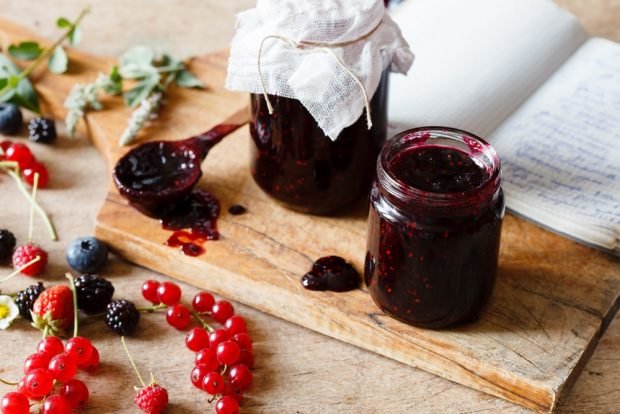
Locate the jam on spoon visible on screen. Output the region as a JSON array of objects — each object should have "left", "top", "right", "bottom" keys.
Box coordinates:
[{"left": 113, "top": 107, "right": 250, "bottom": 218}]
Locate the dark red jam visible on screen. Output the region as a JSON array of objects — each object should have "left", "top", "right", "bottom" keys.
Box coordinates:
[
  {"left": 249, "top": 72, "right": 389, "bottom": 214},
  {"left": 161, "top": 189, "right": 220, "bottom": 256},
  {"left": 365, "top": 128, "right": 504, "bottom": 329},
  {"left": 301, "top": 256, "right": 361, "bottom": 292},
  {"left": 228, "top": 204, "right": 247, "bottom": 215}
]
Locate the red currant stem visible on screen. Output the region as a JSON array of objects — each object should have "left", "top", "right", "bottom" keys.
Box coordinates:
[
  {"left": 0, "top": 255, "right": 41, "bottom": 282},
  {"left": 190, "top": 311, "right": 214, "bottom": 333},
  {"left": 0, "top": 378, "right": 19, "bottom": 386},
  {"left": 221, "top": 365, "right": 228, "bottom": 375},
  {"left": 137, "top": 303, "right": 167, "bottom": 313},
  {"left": 121, "top": 336, "right": 147, "bottom": 388},
  {"left": 28, "top": 172, "right": 39, "bottom": 243},
  {"left": 3, "top": 168, "right": 57, "bottom": 241},
  {"left": 65, "top": 272, "right": 79, "bottom": 337},
  {"left": 0, "top": 161, "right": 18, "bottom": 169}
]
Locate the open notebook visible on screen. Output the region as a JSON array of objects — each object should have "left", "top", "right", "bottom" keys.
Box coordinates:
[{"left": 389, "top": 0, "right": 620, "bottom": 254}]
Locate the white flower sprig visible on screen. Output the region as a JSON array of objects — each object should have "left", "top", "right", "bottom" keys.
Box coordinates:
[{"left": 119, "top": 92, "right": 163, "bottom": 146}]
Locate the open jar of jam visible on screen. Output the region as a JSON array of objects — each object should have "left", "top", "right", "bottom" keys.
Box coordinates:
[
  {"left": 249, "top": 72, "right": 389, "bottom": 214},
  {"left": 364, "top": 127, "right": 505, "bottom": 328}
]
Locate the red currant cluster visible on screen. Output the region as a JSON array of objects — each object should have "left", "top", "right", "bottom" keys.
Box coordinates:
[
  {"left": 0, "top": 141, "right": 49, "bottom": 188},
  {"left": 141, "top": 281, "right": 255, "bottom": 414},
  {"left": 1, "top": 336, "right": 97, "bottom": 414}
]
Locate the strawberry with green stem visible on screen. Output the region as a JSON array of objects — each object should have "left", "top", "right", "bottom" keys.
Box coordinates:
[{"left": 121, "top": 336, "right": 169, "bottom": 414}]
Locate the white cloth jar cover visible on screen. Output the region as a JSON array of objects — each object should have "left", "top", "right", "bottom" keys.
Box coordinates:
[{"left": 226, "top": 0, "right": 414, "bottom": 140}]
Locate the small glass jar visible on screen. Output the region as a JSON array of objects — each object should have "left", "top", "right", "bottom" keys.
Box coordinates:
[
  {"left": 249, "top": 72, "right": 389, "bottom": 215},
  {"left": 365, "top": 127, "right": 505, "bottom": 329}
]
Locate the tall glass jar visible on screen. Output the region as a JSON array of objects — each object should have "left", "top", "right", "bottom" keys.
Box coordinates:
[
  {"left": 249, "top": 72, "right": 389, "bottom": 215},
  {"left": 365, "top": 127, "right": 505, "bottom": 328}
]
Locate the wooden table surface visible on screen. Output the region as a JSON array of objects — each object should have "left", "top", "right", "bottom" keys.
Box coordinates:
[{"left": 0, "top": 1, "right": 618, "bottom": 413}]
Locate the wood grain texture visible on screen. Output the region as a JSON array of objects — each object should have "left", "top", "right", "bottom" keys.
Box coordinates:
[
  {"left": 0, "top": 2, "right": 619, "bottom": 413},
  {"left": 1, "top": 16, "right": 617, "bottom": 414}
]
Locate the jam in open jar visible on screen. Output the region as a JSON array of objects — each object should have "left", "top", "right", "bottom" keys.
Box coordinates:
[
  {"left": 365, "top": 127, "right": 505, "bottom": 328},
  {"left": 249, "top": 72, "right": 389, "bottom": 214}
]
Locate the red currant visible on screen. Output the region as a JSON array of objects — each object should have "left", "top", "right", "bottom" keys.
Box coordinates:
[
  {"left": 166, "top": 304, "right": 191, "bottom": 329},
  {"left": 231, "top": 333, "right": 253, "bottom": 352},
  {"left": 222, "top": 382, "right": 243, "bottom": 403},
  {"left": 216, "top": 341, "right": 241, "bottom": 365},
  {"left": 229, "top": 364, "right": 253, "bottom": 390},
  {"left": 185, "top": 327, "right": 210, "bottom": 352},
  {"left": 239, "top": 349, "right": 255, "bottom": 369},
  {"left": 79, "top": 346, "right": 99, "bottom": 371},
  {"left": 195, "top": 348, "right": 220, "bottom": 372},
  {"left": 0, "top": 140, "right": 13, "bottom": 156},
  {"left": 1, "top": 392, "right": 29, "bottom": 414},
  {"left": 157, "top": 281, "right": 181, "bottom": 305},
  {"left": 141, "top": 280, "right": 160, "bottom": 303},
  {"left": 192, "top": 292, "right": 215, "bottom": 313},
  {"left": 60, "top": 379, "right": 89, "bottom": 408},
  {"left": 23, "top": 353, "right": 51, "bottom": 374},
  {"left": 211, "top": 300, "right": 234, "bottom": 324},
  {"left": 48, "top": 353, "right": 78, "bottom": 382},
  {"left": 16, "top": 379, "right": 41, "bottom": 400},
  {"left": 208, "top": 328, "right": 229, "bottom": 349},
  {"left": 22, "top": 162, "right": 49, "bottom": 188},
  {"left": 225, "top": 315, "right": 247, "bottom": 335},
  {"left": 190, "top": 364, "right": 211, "bottom": 390},
  {"left": 5, "top": 143, "right": 34, "bottom": 170},
  {"left": 24, "top": 368, "right": 54, "bottom": 397},
  {"left": 37, "top": 336, "right": 65, "bottom": 359},
  {"left": 65, "top": 337, "right": 94, "bottom": 365},
  {"left": 41, "top": 395, "right": 72, "bottom": 414},
  {"left": 202, "top": 371, "right": 225, "bottom": 395},
  {"left": 215, "top": 396, "right": 239, "bottom": 414}
]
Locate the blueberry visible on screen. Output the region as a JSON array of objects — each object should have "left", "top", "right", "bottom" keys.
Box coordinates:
[
  {"left": 66, "top": 237, "right": 109, "bottom": 273},
  {"left": 0, "top": 103, "right": 23, "bottom": 135}
]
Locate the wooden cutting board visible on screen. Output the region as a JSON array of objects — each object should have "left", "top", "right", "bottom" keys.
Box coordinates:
[{"left": 2, "top": 19, "right": 618, "bottom": 413}]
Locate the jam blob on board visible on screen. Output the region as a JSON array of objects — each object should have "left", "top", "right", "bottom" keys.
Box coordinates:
[{"left": 301, "top": 256, "right": 361, "bottom": 292}]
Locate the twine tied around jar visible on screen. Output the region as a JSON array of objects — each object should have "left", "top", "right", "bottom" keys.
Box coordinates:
[{"left": 257, "top": 19, "right": 383, "bottom": 130}]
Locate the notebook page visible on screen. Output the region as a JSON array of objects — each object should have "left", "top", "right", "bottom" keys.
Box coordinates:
[
  {"left": 388, "top": 0, "right": 587, "bottom": 138},
  {"left": 490, "top": 38, "right": 620, "bottom": 251}
]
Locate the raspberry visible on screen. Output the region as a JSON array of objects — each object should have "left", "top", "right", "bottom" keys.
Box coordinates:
[
  {"left": 12, "top": 243, "right": 48, "bottom": 276},
  {"left": 105, "top": 300, "right": 140, "bottom": 335},
  {"left": 28, "top": 118, "right": 57, "bottom": 145},
  {"left": 134, "top": 384, "right": 168, "bottom": 414},
  {"left": 75, "top": 274, "right": 115, "bottom": 314},
  {"left": 14, "top": 282, "right": 45, "bottom": 321},
  {"left": 0, "top": 229, "right": 16, "bottom": 262}
]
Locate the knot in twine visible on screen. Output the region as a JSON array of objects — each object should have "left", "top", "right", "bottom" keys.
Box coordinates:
[{"left": 257, "top": 19, "right": 383, "bottom": 130}]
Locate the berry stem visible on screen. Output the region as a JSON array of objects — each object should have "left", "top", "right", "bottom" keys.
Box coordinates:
[
  {"left": 137, "top": 303, "right": 167, "bottom": 313},
  {"left": 65, "top": 272, "right": 79, "bottom": 337},
  {"left": 2, "top": 167, "right": 57, "bottom": 241},
  {"left": 0, "top": 255, "right": 41, "bottom": 282},
  {"left": 121, "top": 336, "right": 146, "bottom": 388},
  {"left": 42, "top": 324, "right": 49, "bottom": 339},
  {"left": 0, "top": 378, "right": 19, "bottom": 386},
  {"left": 28, "top": 172, "right": 39, "bottom": 243},
  {"left": 190, "top": 311, "right": 214, "bottom": 333}
]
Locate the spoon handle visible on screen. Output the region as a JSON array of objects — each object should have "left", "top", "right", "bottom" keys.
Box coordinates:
[{"left": 196, "top": 106, "right": 251, "bottom": 157}]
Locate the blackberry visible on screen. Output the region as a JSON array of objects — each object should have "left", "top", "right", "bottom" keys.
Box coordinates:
[
  {"left": 14, "top": 282, "right": 45, "bottom": 321},
  {"left": 105, "top": 300, "right": 140, "bottom": 335},
  {"left": 28, "top": 118, "right": 57, "bottom": 145},
  {"left": 75, "top": 274, "right": 115, "bottom": 314},
  {"left": 0, "top": 103, "right": 23, "bottom": 135},
  {"left": 0, "top": 229, "right": 16, "bottom": 262}
]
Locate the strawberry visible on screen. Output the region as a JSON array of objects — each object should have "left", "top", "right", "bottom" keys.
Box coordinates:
[{"left": 31, "top": 285, "right": 74, "bottom": 335}]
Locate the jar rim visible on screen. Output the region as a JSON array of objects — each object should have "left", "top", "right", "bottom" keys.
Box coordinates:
[{"left": 377, "top": 126, "right": 502, "bottom": 210}]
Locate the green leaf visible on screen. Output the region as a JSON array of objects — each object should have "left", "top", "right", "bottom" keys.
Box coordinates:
[
  {"left": 120, "top": 46, "right": 155, "bottom": 67},
  {"left": 57, "top": 17, "right": 71, "bottom": 28},
  {"left": 13, "top": 78, "right": 40, "bottom": 113},
  {"left": 48, "top": 46, "right": 68, "bottom": 74},
  {"left": 124, "top": 76, "right": 159, "bottom": 107},
  {"left": 175, "top": 69, "right": 203, "bottom": 88},
  {"left": 119, "top": 63, "right": 158, "bottom": 80},
  {"left": 0, "top": 53, "right": 39, "bottom": 113},
  {"left": 8, "top": 42, "right": 43, "bottom": 61},
  {"left": 68, "top": 26, "right": 81, "bottom": 46},
  {"left": 103, "top": 66, "right": 123, "bottom": 95}
]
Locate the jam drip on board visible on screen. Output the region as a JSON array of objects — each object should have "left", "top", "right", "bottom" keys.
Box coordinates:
[
  {"left": 161, "top": 190, "right": 221, "bottom": 257},
  {"left": 301, "top": 256, "right": 361, "bottom": 292}
]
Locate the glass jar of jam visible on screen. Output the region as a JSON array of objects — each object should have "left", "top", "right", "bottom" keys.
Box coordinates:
[
  {"left": 365, "top": 127, "right": 505, "bottom": 329},
  {"left": 249, "top": 72, "right": 389, "bottom": 215}
]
